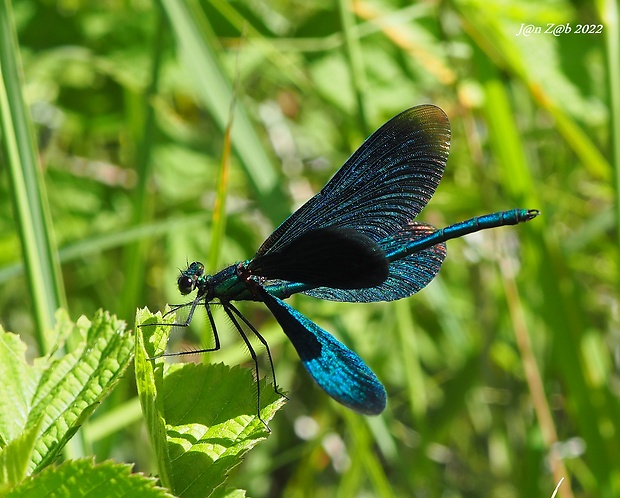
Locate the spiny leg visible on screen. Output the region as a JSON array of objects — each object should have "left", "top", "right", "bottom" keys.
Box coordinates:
[
  {"left": 223, "top": 304, "right": 271, "bottom": 432},
  {"left": 162, "top": 294, "right": 203, "bottom": 326},
  {"left": 228, "top": 303, "right": 289, "bottom": 401},
  {"left": 141, "top": 294, "right": 203, "bottom": 332},
  {"left": 150, "top": 301, "right": 221, "bottom": 360}
]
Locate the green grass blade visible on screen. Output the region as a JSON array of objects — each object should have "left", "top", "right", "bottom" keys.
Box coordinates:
[
  {"left": 340, "top": 413, "right": 394, "bottom": 498},
  {"left": 0, "top": 213, "right": 212, "bottom": 285},
  {"left": 596, "top": 0, "right": 620, "bottom": 268},
  {"left": 338, "top": 0, "right": 369, "bottom": 135},
  {"left": 500, "top": 259, "right": 574, "bottom": 496},
  {"left": 207, "top": 55, "right": 238, "bottom": 272},
  {"left": 118, "top": 13, "right": 166, "bottom": 322},
  {"left": 82, "top": 397, "right": 143, "bottom": 445},
  {"left": 394, "top": 300, "right": 427, "bottom": 424},
  {"left": 0, "top": 0, "right": 65, "bottom": 351},
  {"left": 158, "top": 0, "right": 288, "bottom": 223},
  {"left": 482, "top": 79, "right": 535, "bottom": 204}
]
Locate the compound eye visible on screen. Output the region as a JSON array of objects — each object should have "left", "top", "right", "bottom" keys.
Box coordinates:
[{"left": 177, "top": 275, "right": 195, "bottom": 295}]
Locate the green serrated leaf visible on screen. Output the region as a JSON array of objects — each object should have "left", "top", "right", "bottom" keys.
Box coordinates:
[
  {"left": 135, "top": 308, "right": 286, "bottom": 498},
  {"left": 29, "top": 310, "right": 134, "bottom": 473},
  {"left": 164, "top": 363, "right": 284, "bottom": 498},
  {"left": 0, "top": 419, "right": 42, "bottom": 488},
  {"left": 6, "top": 458, "right": 174, "bottom": 498},
  {"left": 0, "top": 311, "right": 135, "bottom": 478},
  {"left": 0, "top": 328, "right": 40, "bottom": 443},
  {"left": 135, "top": 307, "right": 175, "bottom": 491},
  {"left": 210, "top": 487, "right": 246, "bottom": 498},
  {"left": 45, "top": 309, "right": 81, "bottom": 358}
]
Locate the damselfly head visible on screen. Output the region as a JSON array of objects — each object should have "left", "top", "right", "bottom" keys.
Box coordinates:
[{"left": 178, "top": 261, "right": 205, "bottom": 295}]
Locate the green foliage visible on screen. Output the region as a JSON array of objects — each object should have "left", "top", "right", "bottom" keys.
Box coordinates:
[
  {"left": 135, "top": 308, "right": 285, "bottom": 497},
  {"left": 6, "top": 459, "right": 173, "bottom": 498},
  {"left": 0, "top": 0, "right": 617, "bottom": 497},
  {"left": 0, "top": 0, "right": 64, "bottom": 351},
  {"left": 0, "top": 311, "right": 135, "bottom": 493}
]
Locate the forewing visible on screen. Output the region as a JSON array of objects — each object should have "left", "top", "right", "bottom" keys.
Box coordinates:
[
  {"left": 255, "top": 105, "right": 450, "bottom": 257},
  {"left": 248, "top": 226, "right": 389, "bottom": 289}
]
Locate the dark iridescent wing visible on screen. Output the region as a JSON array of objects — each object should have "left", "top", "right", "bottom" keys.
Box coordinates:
[
  {"left": 258, "top": 290, "right": 387, "bottom": 415},
  {"left": 248, "top": 226, "right": 389, "bottom": 289},
  {"left": 253, "top": 105, "right": 450, "bottom": 259},
  {"left": 304, "top": 222, "right": 447, "bottom": 302}
]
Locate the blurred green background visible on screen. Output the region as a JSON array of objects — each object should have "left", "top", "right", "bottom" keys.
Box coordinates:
[{"left": 1, "top": 0, "right": 618, "bottom": 496}]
